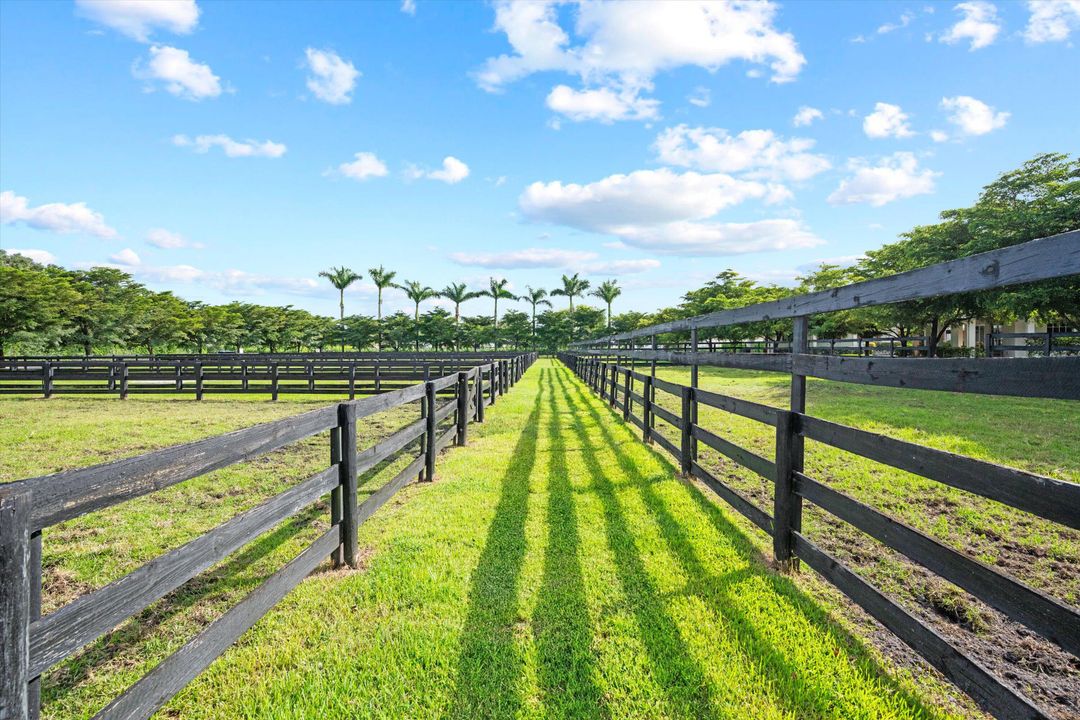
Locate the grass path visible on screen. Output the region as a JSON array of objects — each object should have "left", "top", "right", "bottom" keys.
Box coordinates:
[{"left": 155, "top": 360, "right": 963, "bottom": 719}]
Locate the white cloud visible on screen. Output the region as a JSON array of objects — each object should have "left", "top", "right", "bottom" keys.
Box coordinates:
[
  {"left": 827, "top": 152, "right": 938, "bottom": 206},
  {"left": 476, "top": 0, "right": 805, "bottom": 122},
  {"left": 401, "top": 0, "right": 416, "bottom": 15},
  {"left": 335, "top": 152, "right": 389, "bottom": 180},
  {"left": 1024, "top": 0, "right": 1080, "bottom": 42},
  {"left": 940, "top": 95, "right": 1009, "bottom": 136},
  {"left": 688, "top": 87, "right": 711, "bottom": 108},
  {"left": 449, "top": 247, "right": 659, "bottom": 275},
  {"left": 654, "top": 125, "right": 830, "bottom": 182},
  {"left": 410, "top": 156, "right": 470, "bottom": 184},
  {"left": 75, "top": 0, "right": 199, "bottom": 42},
  {"left": 877, "top": 10, "right": 916, "bottom": 34},
  {"left": 304, "top": 48, "right": 359, "bottom": 105},
  {"left": 110, "top": 247, "right": 141, "bottom": 266},
  {"left": 546, "top": 84, "right": 659, "bottom": 123},
  {"left": 134, "top": 45, "right": 221, "bottom": 100},
  {"left": 8, "top": 249, "right": 57, "bottom": 265},
  {"left": 450, "top": 247, "right": 597, "bottom": 269},
  {"left": 940, "top": 1, "right": 1001, "bottom": 50},
  {"left": 172, "top": 134, "right": 286, "bottom": 158},
  {"left": 146, "top": 227, "right": 202, "bottom": 249},
  {"left": 518, "top": 168, "right": 816, "bottom": 256},
  {"left": 792, "top": 106, "right": 823, "bottom": 127},
  {"left": 0, "top": 190, "right": 118, "bottom": 239},
  {"left": 863, "top": 102, "right": 914, "bottom": 139},
  {"left": 930, "top": 129, "right": 950, "bottom": 143}
]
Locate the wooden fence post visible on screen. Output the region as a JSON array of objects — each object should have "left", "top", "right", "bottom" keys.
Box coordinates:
[
  {"left": 680, "top": 386, "right": 693, "bottom": 476},
  {"left": 195, "top": 361, "right": 204, "bottom": 401},
  {"left": 642, "top": 375, "right": 654, "bottom": 444},
  {"left": 1, "top": 486, "right": 32, "bottom": 720},
  {"left": 241, "top": 362, "right": 248, "bottom": 391},
  {"left": 271, "top": 363, "right": 279, "bottom": 402},
  {"left": 337, "top": 403, "right": 359, "bottom": 567},
  {"left": 348, "top": 362, "right": 356, "bottom": 400},
  {"left": 476, "top": 368, "right": 486, "bottom": 422},
  {"left": 690, "top": 327, "right": 699, "bottom": 460},
  {"left": 773, "top": 410, "right": 802, "bottom": 572},
  {"left": 456, "top": 372, "right": 469, "bottom": 446},
  {"left": 119, "top": 363, "right": 129, "bottom": 400},
  {"left": 374, "top": 359, "right": 381, "bottom": 393},
  {"left": 623, "top": 369, "right": 631, "bottom": 421},
  {"left": 307, "top": 362, "right": 315, "bottom": 392},
  {"left": 329, "top": 424, "right": 344, "bottom": 568},
  {"left": 41, "top": 362, "right": 52, "bottom": 399},
  {"left": 175, "top": 362, "right": 183, "bottom": 391},
  {"left": 424, "top": 381, "right": 437, "bottom": 481}
]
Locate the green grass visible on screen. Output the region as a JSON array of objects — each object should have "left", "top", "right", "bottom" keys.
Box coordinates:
[{"left": 2, "top": 360, "right": 980, "bottom": 719}]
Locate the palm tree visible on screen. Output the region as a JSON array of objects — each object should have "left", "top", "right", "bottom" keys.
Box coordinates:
[
  {"left": 591, "top": 279, "right": 622, "bottom": 328},
  {"left": 368, "top": 265, "right": 397, "bottom": 350},
  {"left": 481, "top": 277, "right": 518, "bottom": 350},
  {"left": 318, "top": 266, "right": 362, "bottom": 320},
  {"left": 522, "top": 286, "right": 552, "bottom": 342},
  {"left": 319, "top": 266, "right": 362, "bottom": 352},
  {"left": 395, "top": 280, "right": 438, "bottom": 351},
  {"left": 550, "top": 272, "right": 591, "bottom": 311},
  {"left": 440, "top": 282, "right": 482, "bottom": 350}
]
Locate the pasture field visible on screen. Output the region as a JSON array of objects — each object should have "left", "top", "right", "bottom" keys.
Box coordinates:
[{"left": 1, "top": 360, "right": 1075, "bottom": 718}]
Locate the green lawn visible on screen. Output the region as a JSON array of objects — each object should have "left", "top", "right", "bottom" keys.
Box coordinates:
[{"left": 2, "top": 360, "right": 983, "bottom": 719}]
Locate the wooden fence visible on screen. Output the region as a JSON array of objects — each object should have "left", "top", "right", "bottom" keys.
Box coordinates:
[
  {"left": 0, "top": 353, "right": 535, "bottom": 720},
  {"left": 562, "top": 229, "right": 1080, "bottom": 720},
  {"left": 0, "top": 352, "right": 526, "bottom": 400}
]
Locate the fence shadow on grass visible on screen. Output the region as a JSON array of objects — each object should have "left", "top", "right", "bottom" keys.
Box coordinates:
[
  {"left": 555, "top": 367, "right": 951, "bottom": 720},
  {"left": 446, "top": 378, "right": 545, "bottom": 719}
]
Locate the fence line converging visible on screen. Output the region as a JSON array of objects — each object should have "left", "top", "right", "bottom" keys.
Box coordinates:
[
  {"left": 561, "top": 229, "right": 1080, "bottom": 720},
  {"left": 0, "top": 354, "right": 536, "bottom": 720}
]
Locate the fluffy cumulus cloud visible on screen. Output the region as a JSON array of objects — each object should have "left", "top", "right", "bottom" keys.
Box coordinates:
[
  {"left": 450, "top": 247, "right": 659, "bottom": 275},
  {"left": 1, "top": 190, "right": 118, "bottom": 239},
  {"left": 518, "top": 168, "right": 819, "bottom": 256},
  {"left": 304, "top": 48, "right": 359, "bottom": 105},
  {"left": 546, "top": 85, "right": 659, "bottom": 123},
  {"left": 134, "top": 45, "right": 221, "bottom": 100},
  {"left": 75, "top": 0, "right": 199, "bottom": 42},
  {"left": 827, "top": 152, "right": 939, "bottom": 206},
  {"left": 476, "top": 0, "right": 805, "bottom": 123},
  {"left": 335, "top": 152, "right": 389, "bottom": 180},
  {"left": 146, "top": 227, "right": 202, "bottom": 249},
  {"left": 172, "top": 134, "right": 286, "bottom": 158},
  {"left": 1024, "top": 0, "right": 1080, "bottom": 42},
  {"left": 792, "top": 105, "right": 823, "bottom": 127},
  {"left": 940, "top": 1, "right": 1001, "bottom": 50},
  {"left": 863, "top": 102, "right": 914, "bottom": 139},
  {"left": 940, "top": 95, "right": 1009, "bottom": 136},
  {"left": 654, "top": 125, "right": 830, "bottom": 182},
  {"left": 9, "top": 249, "right": 57, "bottom": 265},
  {"left": 110, "top": 247, "right": 141, "bottom": 266},
  {"left": 408, "top": 156, "right": 470, "bottom": 184}
]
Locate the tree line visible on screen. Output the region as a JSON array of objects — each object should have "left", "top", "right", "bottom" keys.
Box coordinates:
[{"left": 1, "top": 153, "right": 1076, "bottom": 358}]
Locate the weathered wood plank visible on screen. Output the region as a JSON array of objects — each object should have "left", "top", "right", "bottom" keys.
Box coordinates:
[
  {"left": 356, "top": 454, "right": 424, "bottom": 527},
  {"left": 691, "top": 426, "right": 775, "bottom": 482},
  {"left": 652, "top": 432, "right": 680, "bottom": 459},
  {"left": 650, "top": 404, "right": 682, "bottom": 429},
  {"left": 793, "top": 533, "right": 1049, "bottom": 720},
  {"left": 794, "top": 473, "right": 1080, "bottom": 657},
  {"left": 576, "top": 230, "right": 1080, "bottom": 344},
  {"left": 15, "top": 406, "right": 337, "bottom": 530},
  {"left": 694, "top": 387, "right": 778, "bottom": 426},
  {"left": 1, "top": 487, "right": 32, "bottom": 720},
  {"left": 28, "top": 467, "right": 337, "bottom": 676},
  {"left": 690, "top": 461, "right": 772, "bottom": 534},
  {"left": 799, "top": 415, "right": 1080, "bottom": 529},
  {"left": 91, "top": 529, "right": 339, "bottom": 720}
]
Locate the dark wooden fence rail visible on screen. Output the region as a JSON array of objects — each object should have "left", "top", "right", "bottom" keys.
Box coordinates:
[
  {"left": 0, "top": 353, "right": 527, "bottom": 400},
  {"left": 559, "top": 225, "right": 1080, "bottom": 720},
  {"left": 0, "top": 353, "right": 535, "bottom": 720}
]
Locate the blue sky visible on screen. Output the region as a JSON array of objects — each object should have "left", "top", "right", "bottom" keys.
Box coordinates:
[{"left": 1, "top": 0, "right": 1078, "bottom": 317}]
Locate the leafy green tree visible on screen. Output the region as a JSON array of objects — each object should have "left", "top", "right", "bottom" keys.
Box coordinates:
[
  {"left": 127, "top": 290, "right": 194, "bottom": 355},
  {"left": 500, "top": 310, "right": 532, "bottom": 349},
  {"left": 341, "top": 314, "right": 378, "bottom": 350},
  {"left": 550, "top": 272, "right": 590, "bottom": 310},
  {"left": 419, "top": 307, "right": 456, "bottom": 350},
  {"left": 0, "top": 254, "right": 79, "bottom": 357},
  {"left": 68, "top": 267, "right": 139, "bottom": 355},
  {"left": 460, "top": 315, "right": 494, "bottom": 350},
  {"left": 188, "top": 303, "right": 243, "bottom": 353},
  {"left": 611, "top": 310, "right": 647, "bottom": 334},
  {"left": 590, "top": 279, "right": 622, "bottom": 328},
  {"left": 481, "top": 277, "right": 517, "bottom": 349},
  {"left": 521, "top": 286, "right": 552, "bottom": 344},
  {"left": 440, "top": 282, "right": 481, "bottom": 348},
  {"left": 381, "top": 311, "right": 415, "bottom": 351}
]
